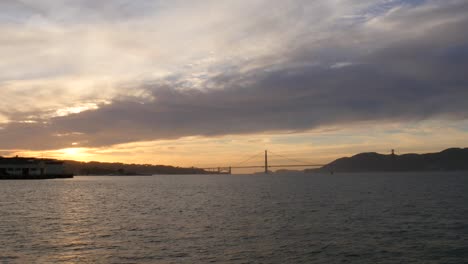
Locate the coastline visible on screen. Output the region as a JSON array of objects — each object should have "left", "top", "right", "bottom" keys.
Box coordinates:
[{"left": 0, "top": 174, "right": 74, "bottom": 180}]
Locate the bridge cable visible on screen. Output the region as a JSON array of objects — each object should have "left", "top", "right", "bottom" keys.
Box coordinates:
[
  {"left": 268, "top": 150, "right": 315, "bottom": 165},
  {"left": 231, "top": 151, "right": 264, "bottom": 167}
]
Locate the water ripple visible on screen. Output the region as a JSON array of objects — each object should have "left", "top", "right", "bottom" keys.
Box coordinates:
[{"left": 1, "top": 172, "right": 467, "bottom": 263}]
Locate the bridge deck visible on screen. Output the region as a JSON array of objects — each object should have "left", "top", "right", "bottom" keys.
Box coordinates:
[
  {"left": 199, "top": 150, "right": 325, "bottom": 173},
  {"left": 201, "top": 164, "right": 324, "bottom": 169}
]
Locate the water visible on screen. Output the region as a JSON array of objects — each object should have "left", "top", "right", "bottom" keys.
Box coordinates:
[{"left": 1, "top": 172, "right": 467, "bottom": 263}]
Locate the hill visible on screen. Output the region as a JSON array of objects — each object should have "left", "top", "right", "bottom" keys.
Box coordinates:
[
  {"left": 306, "top": 148, "right": 468, "bottom": 173},
  {"left": 63, "top": 160, "right": 206, "bottom": 175}
]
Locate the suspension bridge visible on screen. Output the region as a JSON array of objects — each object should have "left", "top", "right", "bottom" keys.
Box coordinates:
[{"left": 200, "top": 150, "right": 325, "bottom": 174}]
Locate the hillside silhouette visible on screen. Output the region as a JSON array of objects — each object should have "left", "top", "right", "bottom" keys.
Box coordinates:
[
  {"left": 307, "top": 148, "right": 468, "bottom": 173},
  {"left": 64, "top": 160, "right": 206, "bottom": 175}
]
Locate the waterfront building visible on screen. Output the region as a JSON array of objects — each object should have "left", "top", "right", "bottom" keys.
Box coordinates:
[{"left": 0, "top": 157, "right": 71, "bottom": 179}]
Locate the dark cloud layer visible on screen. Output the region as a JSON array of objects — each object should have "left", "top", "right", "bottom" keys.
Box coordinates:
[{"left": 1, "top": 1, "right": 468, "bottom": 150}]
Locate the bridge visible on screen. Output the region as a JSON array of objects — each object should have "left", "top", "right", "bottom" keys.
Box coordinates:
[{"left": 200, "top": 150, "right": 325, "bottom": 174}]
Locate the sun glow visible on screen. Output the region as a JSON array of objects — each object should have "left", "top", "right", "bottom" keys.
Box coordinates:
[
  {"left": 61, "top": 148, "right": 86, "bottom": 158},
  {"left": 55, "top": 103, "right": 100, "bottom": 117}
]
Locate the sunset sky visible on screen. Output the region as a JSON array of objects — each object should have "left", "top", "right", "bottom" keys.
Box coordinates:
[{"left": 1, "top": 0, "right": 467, "bottom": 170}]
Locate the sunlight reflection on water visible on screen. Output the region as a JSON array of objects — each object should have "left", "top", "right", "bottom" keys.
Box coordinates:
[{"left": 1, "top": 172, "right": 468, "bottom": 263}]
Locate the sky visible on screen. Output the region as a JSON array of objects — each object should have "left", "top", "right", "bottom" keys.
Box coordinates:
[{"left": 0, "top": 0, "right": 467, "bottom": 171}]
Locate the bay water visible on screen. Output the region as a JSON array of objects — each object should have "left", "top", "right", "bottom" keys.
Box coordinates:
[{"left": 1, "top": 172, "right": 467, "bottom": 263}]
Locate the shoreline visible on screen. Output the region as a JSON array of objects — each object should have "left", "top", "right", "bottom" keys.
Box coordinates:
[{"left": 0, "top": 174, "right": 74, "bottom": 180}]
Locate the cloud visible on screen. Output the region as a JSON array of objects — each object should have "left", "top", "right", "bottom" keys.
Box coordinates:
[
  {"left": 0, "top": 0, "right": 467, "bottom": 150},
  {"left": 11, "top": 119, "right": 468, "bottom": 167}
]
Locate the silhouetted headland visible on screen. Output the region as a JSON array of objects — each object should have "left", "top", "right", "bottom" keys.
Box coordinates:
[
  {"left": 306, "top": 148, "right": 468, "bottom": 173},
  {"left": 0, "top": 157, "right": 208, "bottom": 178},
  {"left": 64, "top": 160, "right": 207, "bottom": 175}
]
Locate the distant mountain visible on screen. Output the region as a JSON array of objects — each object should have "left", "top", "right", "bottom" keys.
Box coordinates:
[
  {"left": 306, "top": 148, "right": 468, "bottom": 173},
  {"left": 63, "top": 160, "right": 207, "bottom": 175}
]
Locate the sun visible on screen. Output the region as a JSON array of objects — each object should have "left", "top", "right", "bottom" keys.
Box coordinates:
[{"left": 62, "top": 148, "right": 83, "bottom": 157}]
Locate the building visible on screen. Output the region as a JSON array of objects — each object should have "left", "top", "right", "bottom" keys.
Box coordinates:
[{"left": 0, "top": 157, "right": 72, "bottom": 179}]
